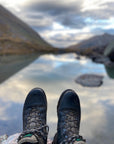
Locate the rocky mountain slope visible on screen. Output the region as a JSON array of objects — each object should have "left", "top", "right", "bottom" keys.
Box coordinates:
[
  {"left": 67, "top": 33, "right": 114, "bottom": 57},
  {"left": 0, "top": 5, "right": 58, "bottom": 55}
]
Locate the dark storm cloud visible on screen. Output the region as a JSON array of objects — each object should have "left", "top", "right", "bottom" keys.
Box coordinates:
[
  {"left": 58, "top": 15, "right": 85, "bottom": 29},
  {"left": 22, "top": 0, "right": 86, "bottom": 29},
  {"left": 22, "top": 11, "right": 53, "bottom": 31},
  {"left": 22, "top": 0, "right": 114, "bottom": 31},
  {"left": 24, "top": 1, "right": 81, "bottom": 16}
]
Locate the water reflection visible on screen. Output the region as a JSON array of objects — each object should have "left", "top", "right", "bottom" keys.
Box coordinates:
[
  {"left": 0, "top": 54, "right": 38, "bottom": 83},
  {"left": 0, "top": 53, "right": 114, "bottom": 144}
]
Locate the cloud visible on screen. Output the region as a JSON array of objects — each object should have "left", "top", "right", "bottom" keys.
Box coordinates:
[
  {"left": 22, "top": 12, "right": 53, "bottom": 31},
  {"left": 1, "top": 0, "right": 114, "bottom": 47},
  {"left": 23, "top": 0, "right": 81, "bottom": 15},
  {"left": 20, "top": 0, "right": 86, "bottom": 29},
  {"left": 21, "top": 0, "right": 114, "bottom": 28},
  {"left": 39, "top": 26, "right": 94, "bottom": 47}
]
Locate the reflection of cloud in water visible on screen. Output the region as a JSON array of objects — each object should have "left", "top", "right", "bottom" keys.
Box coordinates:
[
  {"left": 21, "top": 54, "right": 106, "bottom": 82},
  {"left": 0, "top": 53, "right": 114, "bottom": 143},
  {"left": 0, "top": 101, "right": 23, "bottom": 135}
]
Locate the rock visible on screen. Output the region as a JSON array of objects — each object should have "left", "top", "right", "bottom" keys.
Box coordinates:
[
  {"left": 0, "top": 134, "right": 8, "bottom": 143},
  {"left": 92, "top": 56, "right": 110, "bottom": 64},
  {"left": 75, "top": 74, "right": 104, "bottom": 87},
  {"left": 105, "top": 61, "right": 114, "bottom": 67}
]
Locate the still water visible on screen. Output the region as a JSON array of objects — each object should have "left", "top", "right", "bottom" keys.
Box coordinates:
[{"left": 0, "top": 53, "right": 114, "bottom": 144}]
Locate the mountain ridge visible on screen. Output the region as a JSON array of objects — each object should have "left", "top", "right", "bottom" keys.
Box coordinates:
[
  {"left": 67, "top": 33, "right": 114, "bottom": 57},
  {"left": 0, "top": 5, "right": 59, "bottom": 55}
]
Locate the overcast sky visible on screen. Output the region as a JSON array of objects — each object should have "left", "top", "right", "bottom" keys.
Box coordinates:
[{"left": 0, "top": 0, "right": 114, "bottom": 47}]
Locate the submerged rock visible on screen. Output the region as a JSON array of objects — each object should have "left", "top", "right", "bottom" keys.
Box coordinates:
[{"left": 75, "top": 74, "right": 104, "bottom": 87}]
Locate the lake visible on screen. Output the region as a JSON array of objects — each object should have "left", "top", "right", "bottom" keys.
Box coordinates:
[{"left": 0, "top": 53, "right": 114, "bottom": 144}]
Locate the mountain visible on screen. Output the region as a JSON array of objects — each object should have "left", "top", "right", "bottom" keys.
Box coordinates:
[
  {"left": 67, "top": 33, "right": 114, "bottom": 57},
  {"left": 0, "top": 5, "right": 58, "bottom": 55}
]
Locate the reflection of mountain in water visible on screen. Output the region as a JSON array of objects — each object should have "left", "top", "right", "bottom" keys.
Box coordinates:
[
  {"left": 105, "top": 64, "right": 114, "bottom": 79},
  {"left": 0, "top": 54, "right": 38, "bottom": 83}
]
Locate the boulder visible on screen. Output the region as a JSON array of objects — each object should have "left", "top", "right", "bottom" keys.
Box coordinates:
[
  {"left": 75, "top": 74, "right": 104, "bottom": 87},
  {"left": 92, "top": 55, "right": 110, "bottom": 64}
]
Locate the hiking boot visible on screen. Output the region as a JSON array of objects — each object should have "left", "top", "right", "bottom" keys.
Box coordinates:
[
  {"left": 18, "top": 88, "right": 49, "bottom": 144},
  {"left": 53, "top": 89, "right": 86, "bottom": 144}
]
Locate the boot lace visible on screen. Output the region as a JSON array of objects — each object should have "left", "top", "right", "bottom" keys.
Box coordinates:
[
  {"left": 18, "top": 125, "right": 49, "bottom": 142},
  {"left": 60, "top": 135, "right": 86, "bottom": 144}
]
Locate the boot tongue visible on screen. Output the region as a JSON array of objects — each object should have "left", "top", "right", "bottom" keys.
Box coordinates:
[{"left": 18, "top": 134, "right": 38, "bottom": 144}]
